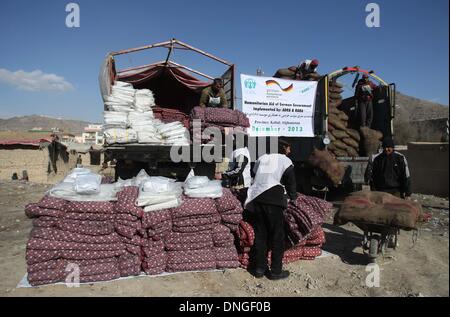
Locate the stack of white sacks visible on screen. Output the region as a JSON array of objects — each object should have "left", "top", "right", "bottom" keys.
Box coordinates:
[{"left": 103, "top": 81, "right": 189, "bottom": 145}]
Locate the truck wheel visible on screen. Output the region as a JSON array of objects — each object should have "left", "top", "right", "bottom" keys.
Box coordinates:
[{"left": 369, "top": 236, "right": 379, "bottom": 263}]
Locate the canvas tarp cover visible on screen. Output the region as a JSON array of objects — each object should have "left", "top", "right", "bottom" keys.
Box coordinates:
[{"left": 117, "top": 65, "right": 210, "bottom": 114}]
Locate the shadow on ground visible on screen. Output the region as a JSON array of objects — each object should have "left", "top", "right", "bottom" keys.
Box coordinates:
[{"left": 322, "top": 223, "right": 369, "bottom": 265}]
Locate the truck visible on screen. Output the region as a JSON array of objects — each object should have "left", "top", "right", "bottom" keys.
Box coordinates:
[
  {"left": 99, "top": 39, "right": 396, "bottom": 195},
  {"left": 100, "top": 38, "right": 236, "bottom": 180}
]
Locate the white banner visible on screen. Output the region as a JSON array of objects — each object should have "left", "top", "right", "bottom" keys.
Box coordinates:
[{"left": 240, "top": 74, "right": 318, "bottom": 137}]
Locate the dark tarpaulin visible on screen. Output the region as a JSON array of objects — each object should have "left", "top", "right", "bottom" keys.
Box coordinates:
[{"left": 117, "top": 64, "right": 210, "bottom": 114}]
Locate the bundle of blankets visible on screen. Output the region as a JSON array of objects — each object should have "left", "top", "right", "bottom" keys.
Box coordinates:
[
  {"left": 24, "top": 195, "right": 130, "bottom": 286},
  {"left": 327, "top": 80, "right": 383, "bottom": 157},
  {"left": 158, "top": 191, "right": 241, "bottom": 273},
  {"left": 190, "top": 106, "right": 250, "bottom": 143},
  {"left": 236, "top": 193, "right": 332, "bottom": 269},
  {"left": 138, "top": 187, "right": 241, "bottom": 274},
  {"left": 24, "top": 184, "right": 244, "bottom": 285}
]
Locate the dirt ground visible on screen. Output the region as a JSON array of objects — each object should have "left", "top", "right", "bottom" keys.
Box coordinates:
[{"left": 0, "top": 180, "right": 448, "bottom": 297}]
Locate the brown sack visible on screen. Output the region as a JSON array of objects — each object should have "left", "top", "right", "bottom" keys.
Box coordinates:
[
  {"left": 327, "top": 142, "right": 337, "bottom": 152},
  {"left": 329, "top": 107, "right": 341, "bottom": 115},
  {"left": 327, "top": 123, "right": 335, "bottom": 132},
  {"left": 329, "top": 92, "right": 342, "bottom": 100},
  {"left": 329, "top": 86, "right": 344, "bottom": 94},
  {"left": 328, "top": 115, "right": 347, "bottom": 131},
  {"left": 345, "top": 146, "right": 359, "bottom": 157},
  {"left": 331, "top": 149, "right": 349, "bottom": 157},
  {"left": 308, "top": 149, "right": 345, "bottom": 185},
  {"left": 360, "top": 127, "right": 383, "bottom": 156},
  {"left": 331, "top": 129, "right": 349, "bottom": 140},
  {"left": 329, "top": 81, "right": 344, "bottom": 88},
  {"left": 347, "top": 129, "right": 361, "bottom": 142},
  {"left": 329, "top": 99, "right": 343, "bottom": 108},
  {"left": 334, "top": 191, "right": 422, "bottom": 230},
  {"left": 338, "top": 112, "right": 349, "bottom": 122},
  {"left": 328, "top": 132, "right": 336, "bottom": 142},
  {"left": 342, "top": 137, "right": 359, "bottom": 149},
  {"left": 333, "top": 139, "right": 348, "bottom": 150}
]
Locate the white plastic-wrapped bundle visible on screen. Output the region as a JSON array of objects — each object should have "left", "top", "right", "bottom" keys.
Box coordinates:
[
  {"left": 184, "top": 179, "right": 223, "bottom": 198},
  {"left": 137, "top": 131, "right": 163, "bottom": 144},
  {"left": 156, "top": 121, "right": 190, "bottom": 145},
  {"left": 134, "top": 89, "right": 155, "bottom": 112},
  {"left": 103, "top": 128, "right": 138, "bottom": 144},
  {"left": 115, "top": 81, "right": 133, "bottom": 88},
  {"left": 103, "top": 111, "right": 128, "bottom": 127},
  {"left": 74, "top": 173, "right": 102, "bottom": 195},
  {"left": 47, "top": 169, "right": 118, "bottom": 201},
  {"left": 141, "top": 176, "right": 178, "bottom": 193},
  {"left": 129, "top": 110, "right": 154, "bottom": 122},
  {"left": 184, "top": 176, "right": 209, "bottom": 189},
  {"left": 136, "top": 177, "right": 183, "bottom": 212}
]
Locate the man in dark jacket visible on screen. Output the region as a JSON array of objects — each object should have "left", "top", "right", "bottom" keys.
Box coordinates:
[
  {"left": 355, "top": 74, "right": 378, "bottom": 128},
  {"left": 365, "top": 137, "right": 412, "bottom": 199},
  {"left": 244, "top": 139, "right": 297, "bottom": 280}
]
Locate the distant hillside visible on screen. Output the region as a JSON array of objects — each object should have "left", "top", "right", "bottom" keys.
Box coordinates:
[
  {"left": 394, "top": 92, "right": 448, "bottom": 144},
  {"left": 395, "top": 92, "right": 449, "bottom": 122},
  {"left": 0, "top": 115, "right": 93, "bottom": 135}
]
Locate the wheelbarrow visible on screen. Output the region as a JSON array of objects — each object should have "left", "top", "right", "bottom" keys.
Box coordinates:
[{"left": 352, "top": 221, "right": 400, "bottom": 263}]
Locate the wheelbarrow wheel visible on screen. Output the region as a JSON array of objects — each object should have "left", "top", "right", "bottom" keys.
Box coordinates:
[{"left": 369, "top": 236, "right": 379, "bottom": 263}]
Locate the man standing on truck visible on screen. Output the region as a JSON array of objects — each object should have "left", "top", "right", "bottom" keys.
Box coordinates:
[
  {"left": 273, "top": 59, "right": 320, "bottom": 81},
  {"left": 355, "top": 74, "right": 378, "bottom": 128},
  {"left": 365, "top": 137, "right": 412, "bottom": 199},
  {"left": 244, "top": 139, "right": 297, "bottom": 280},
  {"left": 199, "top": 78, "right": 228, "bottom": 108}
]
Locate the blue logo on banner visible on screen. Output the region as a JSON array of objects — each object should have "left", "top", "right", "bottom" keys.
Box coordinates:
[{"left": 244, "top": 78, "right": 256, "bottom": 89}]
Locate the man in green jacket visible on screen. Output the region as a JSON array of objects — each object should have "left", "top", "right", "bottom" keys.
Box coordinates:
[{"left": 199, "top": 78, "right": 228, "bottom": 108}]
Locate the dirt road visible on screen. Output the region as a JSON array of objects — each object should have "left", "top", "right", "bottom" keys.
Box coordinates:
[{"left": 0, "top": 180, "right": 448, "bottom": 297}]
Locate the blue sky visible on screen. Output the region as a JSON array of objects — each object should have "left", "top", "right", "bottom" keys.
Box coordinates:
[{"left": 0, "top": 0, "right": 448, "bottom": 122}]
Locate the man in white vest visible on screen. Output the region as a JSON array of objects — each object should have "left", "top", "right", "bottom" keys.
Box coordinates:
[
  {"left": 223, "top": 133, "right": 252, "bottom": 189},
  {"left": 244, "top": 139, "right": 297, "bottom": 280}
]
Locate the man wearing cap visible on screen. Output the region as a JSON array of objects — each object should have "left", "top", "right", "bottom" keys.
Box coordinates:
[
  {"left": 199, "top": 78, "right": 228, "bottom": 108},
  {"left": 355, "top": 74, "right": 378, "bottom": 128},
  {"left": 365, "top": 137, "right": 412, "bottom": 199},
  {"left": 273, "top": 59, "right": 320, "bottom": 81}
]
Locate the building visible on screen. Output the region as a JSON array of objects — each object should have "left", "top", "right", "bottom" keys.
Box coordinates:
[
  {"left": 61, "top": 133, "right": 76, "bottom": 143},
  {"left": 82, "top": 124, "right": 104, "bottom": 145},
  {"left": 0, "top": 131, "right": 71, "bottom": 184}
]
